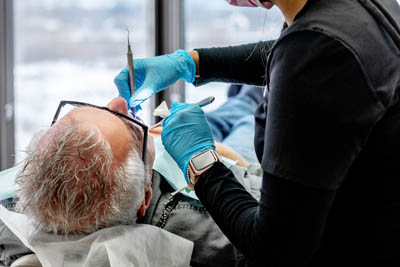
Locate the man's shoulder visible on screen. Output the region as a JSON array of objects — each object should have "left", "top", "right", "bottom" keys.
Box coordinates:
[{"left": 145, "top": 170, "right": 248, "bottom": 267}]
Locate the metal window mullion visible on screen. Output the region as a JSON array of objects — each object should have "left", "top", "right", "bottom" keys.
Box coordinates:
[
  {"left": 153, "top": 0, "right": 185, "bottom": 120},
  {"left": 0, "top": 0, "right": 15, "bottom": 170}
]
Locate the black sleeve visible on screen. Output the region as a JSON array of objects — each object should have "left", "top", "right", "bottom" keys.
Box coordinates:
[
  {"left": 195, "top": 163, "right": 336, "bottom": 265},
  {"left": 194, "top": 40, "right": 275, "bottom": 86}
]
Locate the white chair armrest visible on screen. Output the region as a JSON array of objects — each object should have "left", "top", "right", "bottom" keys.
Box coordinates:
[{"left": 10, "top": 254, "right": 42, "bottom": 267}]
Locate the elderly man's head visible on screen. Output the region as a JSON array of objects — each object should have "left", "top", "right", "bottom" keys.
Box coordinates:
[{"left": 16, "top": 98, "right": 155, "bottom": 234}]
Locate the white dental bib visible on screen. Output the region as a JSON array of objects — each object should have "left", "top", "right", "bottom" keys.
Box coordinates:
[{"left": 0, "top": 205, "right": 193, "bottom": 267}]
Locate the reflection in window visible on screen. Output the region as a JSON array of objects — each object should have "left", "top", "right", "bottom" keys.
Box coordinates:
[
  {"left": 185, "top": 2, "right": 283, "bottom": 111},
  {"left": 14, "top": 0, "right": 148, "bottom": 161}
]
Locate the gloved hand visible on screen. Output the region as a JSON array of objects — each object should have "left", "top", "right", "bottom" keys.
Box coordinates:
[
  {"left": 114, "top": 50, "right": 196, "bottom": 108},
  {"left": 161, "top": 102, "right": 215, "bottom": 183}
]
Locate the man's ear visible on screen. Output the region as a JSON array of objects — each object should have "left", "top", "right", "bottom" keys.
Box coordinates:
[{"left": 138, "top": 185, "right": 152, "bottom": 217}]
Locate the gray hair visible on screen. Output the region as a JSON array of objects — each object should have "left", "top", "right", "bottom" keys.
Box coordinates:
[{"left": 16, "top": 118, "right": 149, "bottom": 234}]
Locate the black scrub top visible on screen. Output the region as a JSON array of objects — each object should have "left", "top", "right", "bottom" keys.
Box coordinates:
[{"left": 194, "top": 0, "right": 400, "bottom": 266}]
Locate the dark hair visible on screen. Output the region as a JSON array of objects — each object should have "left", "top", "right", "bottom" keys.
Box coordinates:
[{"left": 282, "top": 21, "right": 288, "bottom": 32}]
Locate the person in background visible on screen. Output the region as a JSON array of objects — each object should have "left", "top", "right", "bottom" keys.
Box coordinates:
[{"left": 114, "top": 0, "right": 400, "bottom": 265}]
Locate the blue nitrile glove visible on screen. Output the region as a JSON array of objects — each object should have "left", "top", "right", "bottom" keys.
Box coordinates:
[
  {"left": 161, "top": 102, "right": 216, "bottom": 183},
  {"left": 114, "top": 50, "right": 196, "bottom": 108}
]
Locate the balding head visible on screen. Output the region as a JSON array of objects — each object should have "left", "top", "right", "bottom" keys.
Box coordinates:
[{"left": 16, "top": 98, "right": 154, "bottom": 234}]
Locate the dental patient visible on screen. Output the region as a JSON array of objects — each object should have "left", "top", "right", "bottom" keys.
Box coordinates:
[
  {"left": 17, "top": 99, "right": 155, "bottom": 235},
  {"left": 0, "top": 85, "right": 263, "bottom": 267},
  {"left": 0, "top": 97, "right": 193, "bottom": 267}
]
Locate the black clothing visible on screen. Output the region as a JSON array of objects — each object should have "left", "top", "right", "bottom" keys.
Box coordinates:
[
  {"left": 194, "top": 0, "right": 400, "bottom": 265},
  {"left": 195, "top": 40, "right": 275, "bottom": 87}
]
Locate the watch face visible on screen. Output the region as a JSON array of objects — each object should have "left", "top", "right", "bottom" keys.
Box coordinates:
[{"left": 192, "top": 151, "right": 217, "bottom": 171}]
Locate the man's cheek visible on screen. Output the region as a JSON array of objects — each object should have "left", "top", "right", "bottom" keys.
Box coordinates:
[{"left": 146, "top": 136, "right": 155, "bottom": 167}]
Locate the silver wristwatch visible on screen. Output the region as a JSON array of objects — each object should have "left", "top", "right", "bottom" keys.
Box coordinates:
[{"left": 187, "top": 149, "right": 221, "bottom": 191}]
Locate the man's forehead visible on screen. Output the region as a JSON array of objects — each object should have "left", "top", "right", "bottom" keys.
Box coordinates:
[{"left": 69, "top": 106, "right": 112, "bottom": 119}]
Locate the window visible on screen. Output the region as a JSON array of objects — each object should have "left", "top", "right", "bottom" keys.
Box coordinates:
[
  {"left": 14, "top": 0, "right": 150, "bottom": 161},
  {"left": 184, "top": 1, "right": 283, "bottom": 111}
]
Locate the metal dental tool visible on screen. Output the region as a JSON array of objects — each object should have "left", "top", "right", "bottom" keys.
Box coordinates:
[
  {"left": 126, "top": 29, "right": 136, "bottom": 98},
  {"left": 150, "top": 96, "right": 215, "bottom": 130}
]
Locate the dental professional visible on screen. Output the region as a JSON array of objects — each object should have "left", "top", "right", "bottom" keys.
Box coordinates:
[{"left": 114, "top": 0, "right": 400, "bottom": 266}]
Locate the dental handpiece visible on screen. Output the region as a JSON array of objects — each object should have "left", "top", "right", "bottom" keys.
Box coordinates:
[{"left": 150, "top": 96, "right": 215, "bottom": 129}]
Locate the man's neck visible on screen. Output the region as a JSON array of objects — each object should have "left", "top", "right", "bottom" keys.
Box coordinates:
[{"left": 274, "top": 0, "right": 308, "bottom": 25}]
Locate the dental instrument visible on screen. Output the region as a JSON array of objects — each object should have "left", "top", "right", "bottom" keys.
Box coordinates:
[
  {"left": 150, "top": 96, "right": 215, "bottom": 130},
  {"left": 126, "top": 29, "right": 136, "bottom": 97}
]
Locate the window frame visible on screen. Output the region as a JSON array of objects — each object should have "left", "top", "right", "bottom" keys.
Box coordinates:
[
  {"left": 0, "top": 0, "right": 15, "bottom": 170},
  {"left": 5, "top": 0, "right": 185, "bottom": 168}
]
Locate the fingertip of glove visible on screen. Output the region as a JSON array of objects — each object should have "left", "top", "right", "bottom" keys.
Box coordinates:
[
  {"left": 160, "top": 118, "right": 171, "bottom": 133},
  {"left": 114, "top": 72, "right": 128, "bottom": 85},
  {"left": 113, "top": 76, "right": 121, "bottom": 85}
]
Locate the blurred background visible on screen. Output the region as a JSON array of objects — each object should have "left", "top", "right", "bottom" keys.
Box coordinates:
[{"left": 1, "top": 0, "right": 284, "bottom": 168}]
